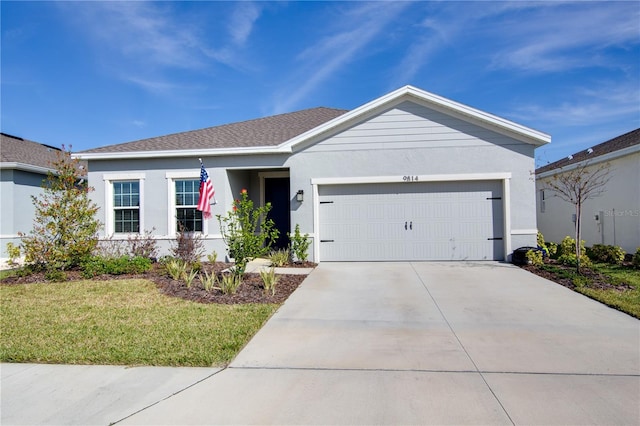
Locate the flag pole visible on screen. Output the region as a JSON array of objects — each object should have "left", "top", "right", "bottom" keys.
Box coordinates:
[{"left": 198, "top": 157, "right": 216, "bottom": 205}]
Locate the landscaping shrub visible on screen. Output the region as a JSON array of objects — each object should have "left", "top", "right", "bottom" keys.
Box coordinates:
[
  {"left": 587, "top": 244, "right": 625, "bottom": 265},
  {"left": 259, "top": 267, "right": 279, "bottom": 296},
  {"left": 268, "top": 249, "right": 290, "bottom": 267},
  {"left": 81, "top": 255, "right": 151, "bottom": 278},
  {"left": 20, "top": 148, "right": 101, "bottom": 271},
  {"left": 288, "top": 224, "right": 311, "bottom": 262},
  {"left": 525, "top": 249, "right": 544, "bottom": 266},
  {"left": 633, "top": 248, "right": 640, "bottom": 270},
  {"left": 165, "top": 258, "right": 188, "bottom": 281},
  {"left": 557, "top": 236, "right": 591, "bottom": 268},
  {"left": 171, "top": 224, "right": 205, "bottom": 265},
  {"left": 127, "top": 228, "right": 159, "bottom": 259},
  {"left": 217, "top": 189, "right": 278, "bottom": 277},
  {"left": 219, "top": 273, "right": 242, "bottom": 295}
]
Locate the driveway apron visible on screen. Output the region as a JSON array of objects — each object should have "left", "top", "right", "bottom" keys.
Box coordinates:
[{"left": 122, "top": 262, "right": 640, "bottom": 425}]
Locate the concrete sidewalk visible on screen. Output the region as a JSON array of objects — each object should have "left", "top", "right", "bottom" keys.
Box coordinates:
[{"left": 2, "top": 262, "right": 639, "bottom": 425}]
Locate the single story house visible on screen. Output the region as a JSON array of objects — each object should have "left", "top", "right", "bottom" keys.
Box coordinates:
[
  {"left": 536, "top": 128, "right": 639, "bottom": 253},
  {"left": 75, "top": 85, "right": 550, "bottom": 262},
  {"left": 0, "top": 133, "right": 62, "bottom": 261}
]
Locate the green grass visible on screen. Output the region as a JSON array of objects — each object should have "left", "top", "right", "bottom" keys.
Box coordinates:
[
  {"left": 541, "top": 263, "right": 640, "bottom": 319},
  {"left": 1, "top": 279, "right": 278, "bottom": 366},
  {"left": 577, "top": 264, "right": 640, "bottom": 319}
]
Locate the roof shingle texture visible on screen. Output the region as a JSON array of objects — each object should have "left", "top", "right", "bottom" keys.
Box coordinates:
[
  {"left": 81, "top": 107, "right": 348, "bottom": 154},
  {"left": 536, "top": 127, "right": 640, "bottom": 174},
  {"left": 1, "top": 133, "right": 61, "bottom": 169}
]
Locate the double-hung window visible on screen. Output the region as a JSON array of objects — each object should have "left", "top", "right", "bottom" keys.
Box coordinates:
[
  {"left": 175, "top": 179, "right": 203, "bottom": 232},
  {"left": 113, "top": 181, "right": 140, "bottom": 233}
]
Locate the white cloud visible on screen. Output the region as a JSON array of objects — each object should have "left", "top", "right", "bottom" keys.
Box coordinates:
[
  {"left": 488, "top": 3, "right": 640, "bottom": 72},
  {"left": 271, "top": 2, "right": 410, "bottom": 113},
  {"left": 228, "top": 2, "right": 261, "bottom": 46},
  {"left": 509, "top": 82, "right": 640, "bottom": 127}
]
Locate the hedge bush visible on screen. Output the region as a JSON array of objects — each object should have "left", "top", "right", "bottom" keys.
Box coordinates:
[
  {"left": 587, "top": 244, "right": 625, "bottom": 265},
  {"left": 81, "top": 255, "right": 152, "bottom": 278}
]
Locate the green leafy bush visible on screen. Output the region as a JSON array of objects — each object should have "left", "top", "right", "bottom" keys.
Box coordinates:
[
  {"left": 633, "top": 248, "right": 640, "bottom": 270},
  {"left": 207, "top": 250, "right": 218, "bottom": 264},
  {"left": 44, "top": 269, "right": 66, "bottom": 282},
  {"left": 587, "top": 244, "right": 626, "bottom": 265},
  {"left": 288, "top": 224, "right": 311, "bottom": 262},
  {"left": 20, "top": 147, "right": 101, "bottom": 271},
  {"left": 81, "top": 256, "right": 151, "bottom": 278},
  {"left": 546, "top": 242, "right": 558, "bottom": 258},
  {"left": 5, "top": 243, "right": 21, "bottom": 268},
  {"left": 268, "top": 249, "right": 290, "bottom": 267},
  {"left": 217, "top": 190, "right": 278, "bottom": 278},
  {"left": 525, "top": 249, "right": 544, "bottom": 266},
  {"left": 557, "top": 236, "right": 591, "bottom": 268}
]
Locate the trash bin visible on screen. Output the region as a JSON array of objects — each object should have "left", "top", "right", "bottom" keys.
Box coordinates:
[{"left": 512, "top": 246, "right": 540, "bottom": 265}]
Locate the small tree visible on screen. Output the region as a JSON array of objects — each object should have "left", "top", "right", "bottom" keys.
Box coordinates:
[
  {"left": 217, "top": 189, "right": 279, "bottom": 277},
  {"left": 20, "top": 147, "right": 101, "bottom": 270},
  {"left": 542, "top": 160, "right": 611, "bottom": 272}
]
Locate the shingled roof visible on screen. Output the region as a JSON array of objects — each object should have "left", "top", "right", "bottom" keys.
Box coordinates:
[
  {"left": 536, "top": 127, "right": 640, "bottom": 175},
  {"left": 0, "top": 133, "right": 61, "bottom": 171},
  {"left": 80, "top": 107, "right": 348, "bottom": 154}
]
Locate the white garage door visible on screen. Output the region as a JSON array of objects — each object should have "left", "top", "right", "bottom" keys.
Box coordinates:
[{"left": 318, "top": 180, "right": 504, "bottom": 261}]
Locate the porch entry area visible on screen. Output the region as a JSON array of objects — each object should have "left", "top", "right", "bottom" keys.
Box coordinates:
[{"left": 226, "top": 169, "right": 291, "bottom": 251}]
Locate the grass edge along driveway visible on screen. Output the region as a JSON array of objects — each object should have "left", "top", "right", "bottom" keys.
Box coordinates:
[{"left": 1, "top": 279, "right": 278, "bottom": 367}]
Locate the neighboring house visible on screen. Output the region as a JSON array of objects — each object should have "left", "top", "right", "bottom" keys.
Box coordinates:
[
  {"left": 75, "top": 85, "right": 550, "bottom": 262},
  {"left": 0, "top": 133, "right": 61, "bottom": 260},
  {"left": 536, "top": 128, "right": 640, "bottom": 254}
]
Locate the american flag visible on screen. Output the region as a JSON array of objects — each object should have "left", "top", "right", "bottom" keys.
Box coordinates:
[{"left": 197, "top": 163, "right": 215, "bottom": 218}]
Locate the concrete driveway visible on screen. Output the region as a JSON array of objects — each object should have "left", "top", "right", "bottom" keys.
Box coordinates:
[{"left": 3, "top": 262, "right": 639, "bottom": 425}]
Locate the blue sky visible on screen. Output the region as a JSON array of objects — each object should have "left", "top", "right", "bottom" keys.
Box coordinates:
[{"left": 2, "top": 1, "right": 638, "bottom": 167}]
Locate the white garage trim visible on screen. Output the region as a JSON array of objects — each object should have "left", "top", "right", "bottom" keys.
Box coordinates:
[{"left": 311, "top": 173, "right": 512, "bottom": 262}]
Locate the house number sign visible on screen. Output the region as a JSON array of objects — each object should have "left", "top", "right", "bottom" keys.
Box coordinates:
[{"left": 402, "top": 175, "right": 419, "bottom": 182}]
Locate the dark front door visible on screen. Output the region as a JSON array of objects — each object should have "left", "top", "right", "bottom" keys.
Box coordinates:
[{"left": 264, "top": 177, "right": 291, "bottom": 250}]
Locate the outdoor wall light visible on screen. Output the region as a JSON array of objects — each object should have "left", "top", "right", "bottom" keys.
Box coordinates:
[{"left": 296, "top": 190, "right": 304, "bottom": 202}]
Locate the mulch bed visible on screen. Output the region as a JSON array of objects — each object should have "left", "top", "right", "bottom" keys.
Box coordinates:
[
  {"left": 519, "top": 260, "right": 634, "bottom": 292},
  {"left": 1, "top": 261, "right": 315, "bottom": 305}
]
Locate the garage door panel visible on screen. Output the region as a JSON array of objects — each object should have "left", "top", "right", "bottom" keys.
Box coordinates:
[{"left": 319, "top": 181, "right": 504, "bottom": 261}]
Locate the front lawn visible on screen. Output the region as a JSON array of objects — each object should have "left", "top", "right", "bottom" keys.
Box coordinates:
[
  {"left": 524, "top": 262, "right": 640, "bottom": 319},
  {"left": 576, "top": 264, "right": 640, "bottom": 319},
  {"left": 0, "top": 279, "right": 278, "bottom": 366}
]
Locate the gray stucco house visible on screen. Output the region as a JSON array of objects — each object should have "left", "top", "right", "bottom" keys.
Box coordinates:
[
  {"left": 76, "top": 86, "right": 550, "bottom": 262},
  {"left": 536, "top": 128, "right": 639, "bottom": 253},
  {"left": 0, "top": 133, "right": 61, "bottom": 261}
]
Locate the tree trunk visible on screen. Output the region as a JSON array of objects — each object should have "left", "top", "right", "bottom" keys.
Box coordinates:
[{"left": 575, "top": 201, "right": 582, "bottom": 273}]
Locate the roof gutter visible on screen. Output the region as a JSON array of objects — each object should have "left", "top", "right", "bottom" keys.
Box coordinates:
[
  {"left": 73, "top": 145, "right": 293, "bottom": 161},
  {"left": 536, "top": 143, "right": 640, "bottom": 179},
  {"left": 0, "top": 162, "right": 56, "bottom": 174}
]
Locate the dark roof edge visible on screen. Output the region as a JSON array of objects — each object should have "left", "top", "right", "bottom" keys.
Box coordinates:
[{"left": 535, "top": 127, "right": 640, "bottom": 174}]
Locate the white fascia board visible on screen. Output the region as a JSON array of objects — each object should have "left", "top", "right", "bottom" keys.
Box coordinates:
[
  {"left": 72, "top": 145, "right": 291, "bottom": 161},
  {"left": 0, "top": 162, "right": 56, "bottom": 175},
  {"left": 311, "top": 172, "right": 511, "bottom": 185},
  {"left": 536, "top": 144, "right": 640, "bottom": 179},
  {"left": 282, "top": 85, "right": 550, "bottom": 151}
]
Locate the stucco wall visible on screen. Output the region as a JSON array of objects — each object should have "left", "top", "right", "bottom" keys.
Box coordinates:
[
  {"left": 85, "top": 101, "right": 540, "bottom": 260},
  {"left": 536, "top": 152, "right": 640, "bottom": 253},
  {"left": 286, "top": 102, "right": 539, "bottom": 257},
  {"left": 0, "top": 169, "right": 48, "bottom": 258}
]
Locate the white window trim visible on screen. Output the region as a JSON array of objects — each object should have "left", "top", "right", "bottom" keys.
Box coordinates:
[
  {"left": 165, "top": 171, "right": 209, "bottom": 236},
  {"left": 103, "top": 173, "right": 145, "bottom": 236}
]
